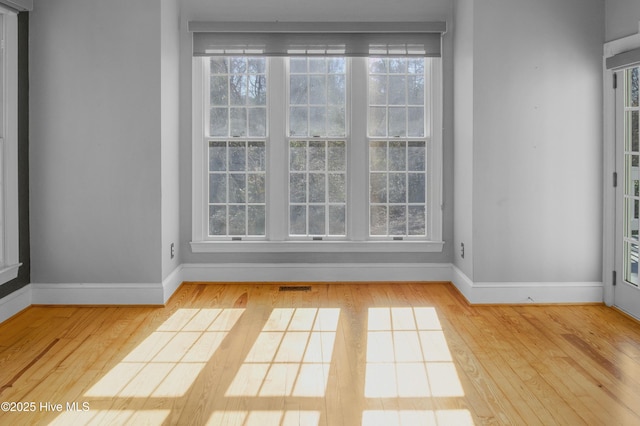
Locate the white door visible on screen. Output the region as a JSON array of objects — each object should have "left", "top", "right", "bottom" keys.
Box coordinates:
[{"left": 615, "top": 65, "right": 640, "bottom": 320}]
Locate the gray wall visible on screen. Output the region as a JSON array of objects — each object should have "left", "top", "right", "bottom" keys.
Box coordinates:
[
  {"left": 454, "top": 0, "right": 604, "bottom": 283},
  {"left": 30, "top": 0, "right": 164, "bottom": 284},
  {"left": 606, "top": 0, "right": 640, "bottom": 41},
  {"left": 0, "top": 12, "right": 29, "bottom": 299},
  {"left": 177, "top": 0, "right": 455, "bottom": 265},
  {"left": 19, "top": 0, "right": 610, "bottom": 290},
  {"left": 452, "top": 0, "right": 474, "bottom": 279},
  {"left": 161, "top": 0, "right": 181, "bottom": 280}
]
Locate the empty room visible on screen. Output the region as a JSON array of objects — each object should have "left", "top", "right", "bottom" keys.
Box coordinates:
[{"left": 1, "top": 0, "right": 640, "bottom": 424}]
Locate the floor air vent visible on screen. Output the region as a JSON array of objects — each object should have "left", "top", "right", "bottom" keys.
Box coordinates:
[{"left": 279, "top": 285, "right": 312, "bottom": 292}]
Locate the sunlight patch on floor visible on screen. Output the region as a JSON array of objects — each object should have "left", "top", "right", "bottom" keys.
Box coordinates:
[
  {"left": 206, "top": 410, "right": 321, "bottom": 426},
  {"left": 365, "top": 307, "right": 464, "bottom": 398},
  {"left": 225, "top": 308, "right": 340, "bottom": 397},
  {"left": 362, "top": 409, "right": 474, "bottom": 426},
  {"left": 49, "top": 409, "right": 170, "bottom": 425},
  {"left": 84, "top": 308, "right": 245, "bottom": 398}
]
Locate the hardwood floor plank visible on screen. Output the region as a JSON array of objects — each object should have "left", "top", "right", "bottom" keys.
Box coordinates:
[{"left": 1, "top": 283, "right": 640, "bottom": 425}]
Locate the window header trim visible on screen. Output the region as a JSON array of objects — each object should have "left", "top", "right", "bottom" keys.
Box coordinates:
[{"left": 190, "top": 21, "right": 445, "bottom": 58}]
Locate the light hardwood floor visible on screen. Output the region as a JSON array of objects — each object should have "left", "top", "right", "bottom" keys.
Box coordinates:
[{"left": 1, "top": 282, "right": 640, "bottom": 425}]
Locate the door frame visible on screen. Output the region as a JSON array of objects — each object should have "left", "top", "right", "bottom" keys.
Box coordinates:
[{"left": 604, "top": 31, "right": 640, "bottom": 308}]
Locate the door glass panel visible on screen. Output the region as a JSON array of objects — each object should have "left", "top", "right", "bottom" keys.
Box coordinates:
[{"left": 623, "top": 67, "right": 640, "bottom": 286}]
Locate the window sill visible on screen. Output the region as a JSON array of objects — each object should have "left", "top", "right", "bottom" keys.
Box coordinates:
[
  {"left": 190, "top": 240, "right": 445, "bottom": 253},
  {"left": 0, "top": 263, "right": 21, "bottom": 286}
]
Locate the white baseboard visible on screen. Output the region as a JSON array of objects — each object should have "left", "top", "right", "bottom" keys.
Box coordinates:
[
  {"left": 0, "top": 284, "right": 31, "bottom": 323},
  {"left": 450, "top": 265, "right": 604, "bottom": 304},
  {"left": 163, "top": 264, "right": 184, "bottom": 303},
  {"left": 0, "top": 263, "right": 607, "bottom": 324},
  {"left": 180, "top": 262, "right": 452, "bottom": 283},
  {"left": 31, "top": 282, "right": 166, "bottom": 305}
]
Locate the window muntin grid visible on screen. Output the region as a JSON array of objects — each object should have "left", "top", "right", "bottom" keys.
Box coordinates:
[{"left": 368, "top": 58, "right": 428, "bottom": 238}]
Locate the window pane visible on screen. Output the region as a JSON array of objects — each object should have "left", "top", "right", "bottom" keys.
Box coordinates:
[
  {"left": 229, "top": 174, "right": 246, "bottom": 203},
  {"left": 207, "top": 140, "right": 266, "bottom": 238},
  {"left": 289, "top": 57, "right": 346, "bottom": 138},
  {"left": 369, "top": 58, "right": 426, "bottom": 138},
  {"left": 627, "top": 111, "right": 639, "bottom": 152},
  {"left": 369, "top": 140, "right": 427, "bottom": 238},
  {"left": 248, "top": 108, "right": 266, "bottom": 137},
  {"left": 389, "top": 206, "right": 407, "bottom": 235},
  {"left": 248, "top": 58, "right": 265, "bottom": 73},
  {"left": 389, "top": 173, "right": 406, "bottom": 203},
  {"left": 209, "top": 56, "right": 266, "bottom": 138},
  {"left": 408, "top": 76, "right": 425, "bottom": 105},
  {"left": 209, "top": 174, "right": 226, "bottom": 204},
  {"left": 328, "top": 75, "right": 345, "bottom": 105},
  {"left": 369, "top": 58, "right": 387, "bottom": 73},
  {"left": 228, "top": 205, "right": 246, "bottom": 235},
  {"left": 210, "top": 76, "right": 228, "bottom": 106},
  {"left": 290, "top": 173, "right": 307, "bottom": 203},
  {"left": 327, "top": 106, "right": 346, "bottom": 136},
  {"left": 388, "top": 107, "right": 406, "bottom": 137},
  {"left": 210, "top": 57, "right": 228, "bottom": 74},
  {"left": 370, "top": 206, "right": 387, "bottom": 235},
  {"left": 310, "top": 107, "right": 327, "bottom": 137},
  {"left": 209, "top": 206, "right": 227, "bottom": 236},
  {"left": 388, "top": 75, "right": 406, "bottom": 105},
  {"left": 370, "top": 173, "right": 387, "bottom": 203},
  {"left": 329, "top": 205, "right": 346, "bottom": 236},
  {"left": 210, "top": 108, "right": 228, "bottom": 137},
  {"left": 290, "top": 107, "right": 308, "bottom": 137},
  {"left": 309, "top": 75, "right": 327, "bottom": 104},
  {"left": 288, "top": 140, "right": 346, "bottom": 237},
  {"left": 309, "top": 141, "right": 326, "bottom": 171},
  {"left": 290, "top": 141, "right": 307, "bottom": 171},
  {"left": 290, "top": 57, "right": 307, "bottom": 73},
  {"left": 228, "top": 142, "right": 246, "bottom": 171},
  {"left": 389, "top": 141, "right": 406, "bottom": 171},
  {"left": 408, "top": 174, "right": 426, "bottom": 203},
  {"left": 309, "top": 58, "right": 326, "bottom": 73},
  {"left": 328, "top": 173, "right": 346, "bottom": 203},
  {"left": 247, "top": 75, "right": 266, "bottom": 105},
  {"left": 408, "top": 142, "right": 426, "bottom": 171},
  {"left": 230, "top": 108, "right": 247, "bottom": 137},
  {"left": 309, "top": 173, "right": 326, "bottom": 203},
  {"left": 248, "top": 205, "right": 266, "bottom": 236},
  {"left": 369, "top": 75, "right": 387, "bottom": 105},
  {"left": 247, "top": 174, "right": 265, "bottom": 203},
  {"left": 230, "top": 75, "right": 247, "bottom": 105},
  {"left": 230, "top": 57, "right": 247, "bottom": 74},
  {"left": 627, "top": 67, "right": 639, "bottom": 108},
  {"left": 290, "top": 75, "right": 308, "bottom": 105},
  {"left": 309, "top": 206, "right": 326, "bottom": 235},
  {"left": 247, "top": 141, "right": 266, "bottom": 171},
  {"left": 408, "top": 107, "right": 424, "bottom": 138},
  {"left": 328, "top": 141, "right": 346, "bottom": 171},
  {"left": 370, "top": 141, "right": 387, "bottom": 171},
  {"left": 408, "top": 206, "right": 426, "bottom": 236},
  {"left": 290, "top": 205, "right": 307, "bottom": 235},
  {"left": 388, "top": 58, "right": 406, "bottom": 73},
  {"left": 369, "top": 107, "right": 387, "bottom": 137},
  {"left": 209, "top": 142, "right": 227, "bottom": 172}
]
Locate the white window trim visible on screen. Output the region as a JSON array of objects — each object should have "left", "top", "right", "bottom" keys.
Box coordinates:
[
  {"left": 191, "top": 56, "right": 444, "bottom": 254},
  {"left": 0, "top": 8, "right": 20, "bottom": 285}
]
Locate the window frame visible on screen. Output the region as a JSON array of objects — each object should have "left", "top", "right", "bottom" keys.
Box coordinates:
[
  {"left": 0, "top": 7, "right": 20, "bottom": 285},
  {"left": 191, "top": 55, "right": 443, "bottom": 253}
]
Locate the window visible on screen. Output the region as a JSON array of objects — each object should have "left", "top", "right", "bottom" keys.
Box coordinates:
[
  {"left": 288, "top": 57, "right": 347, "bottom": 238},
  {"left": 206, "top": 57, "right": 267, "bottom": 238},
  {"left": 191, "top": 23, "right": 444, "bottom": 253},
  {"left": 0, "top": 8, "right": 20, "bottom": 284}
]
